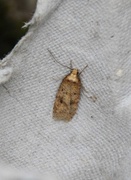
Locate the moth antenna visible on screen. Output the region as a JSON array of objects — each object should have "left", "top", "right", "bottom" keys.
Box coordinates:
[
  {"left": 79, "top": 64, "right": 88, "bottom": 75},
  {"left": 47, "top": 49, "right": 72, "bottom": 70}
]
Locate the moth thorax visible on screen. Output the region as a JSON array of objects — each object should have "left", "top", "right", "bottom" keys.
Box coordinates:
[{"left": 66, "top": 69, "right": 79, "bottom": 83}]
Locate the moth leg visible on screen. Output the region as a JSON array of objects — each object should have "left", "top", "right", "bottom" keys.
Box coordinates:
[{"left": 81, "top": 84, "right": 97, "bottom": 102}]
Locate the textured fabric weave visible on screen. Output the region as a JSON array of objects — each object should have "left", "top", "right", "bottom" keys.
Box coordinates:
[{"left": 0, "top": 0, "right": 131, "bottom": 179}]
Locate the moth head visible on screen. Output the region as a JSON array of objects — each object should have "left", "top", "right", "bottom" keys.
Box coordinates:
[
  {"left": 71, "top": 69, "right": 79, "bottom": 76},
  {"left": 67, "top": 69, "right": 79, "bottom": 82}
]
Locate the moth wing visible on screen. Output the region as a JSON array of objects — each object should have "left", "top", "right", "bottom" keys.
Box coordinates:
[{"left": 53, "top": 78, "right": 81, "bottom": 121}]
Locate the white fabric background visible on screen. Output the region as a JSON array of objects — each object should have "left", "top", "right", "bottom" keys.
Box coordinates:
[{"left": 0, "top": 0, "right": 131, "bottom": 179}]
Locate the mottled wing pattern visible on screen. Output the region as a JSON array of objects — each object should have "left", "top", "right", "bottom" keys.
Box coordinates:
[{"left": 53, "top": 76, "right": 81, "bottom": 121}]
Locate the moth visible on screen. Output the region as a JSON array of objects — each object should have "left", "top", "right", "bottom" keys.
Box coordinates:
[{"left": 48, "top": 49, "right": 95, "bottom": 121}]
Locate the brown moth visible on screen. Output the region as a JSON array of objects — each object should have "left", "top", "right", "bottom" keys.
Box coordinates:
[
  {"left": 53, "top": 68, "right": 81, "bottom": 121},
  {"left": 48, "top": 49, "right": 91, "bottom": 121}
]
